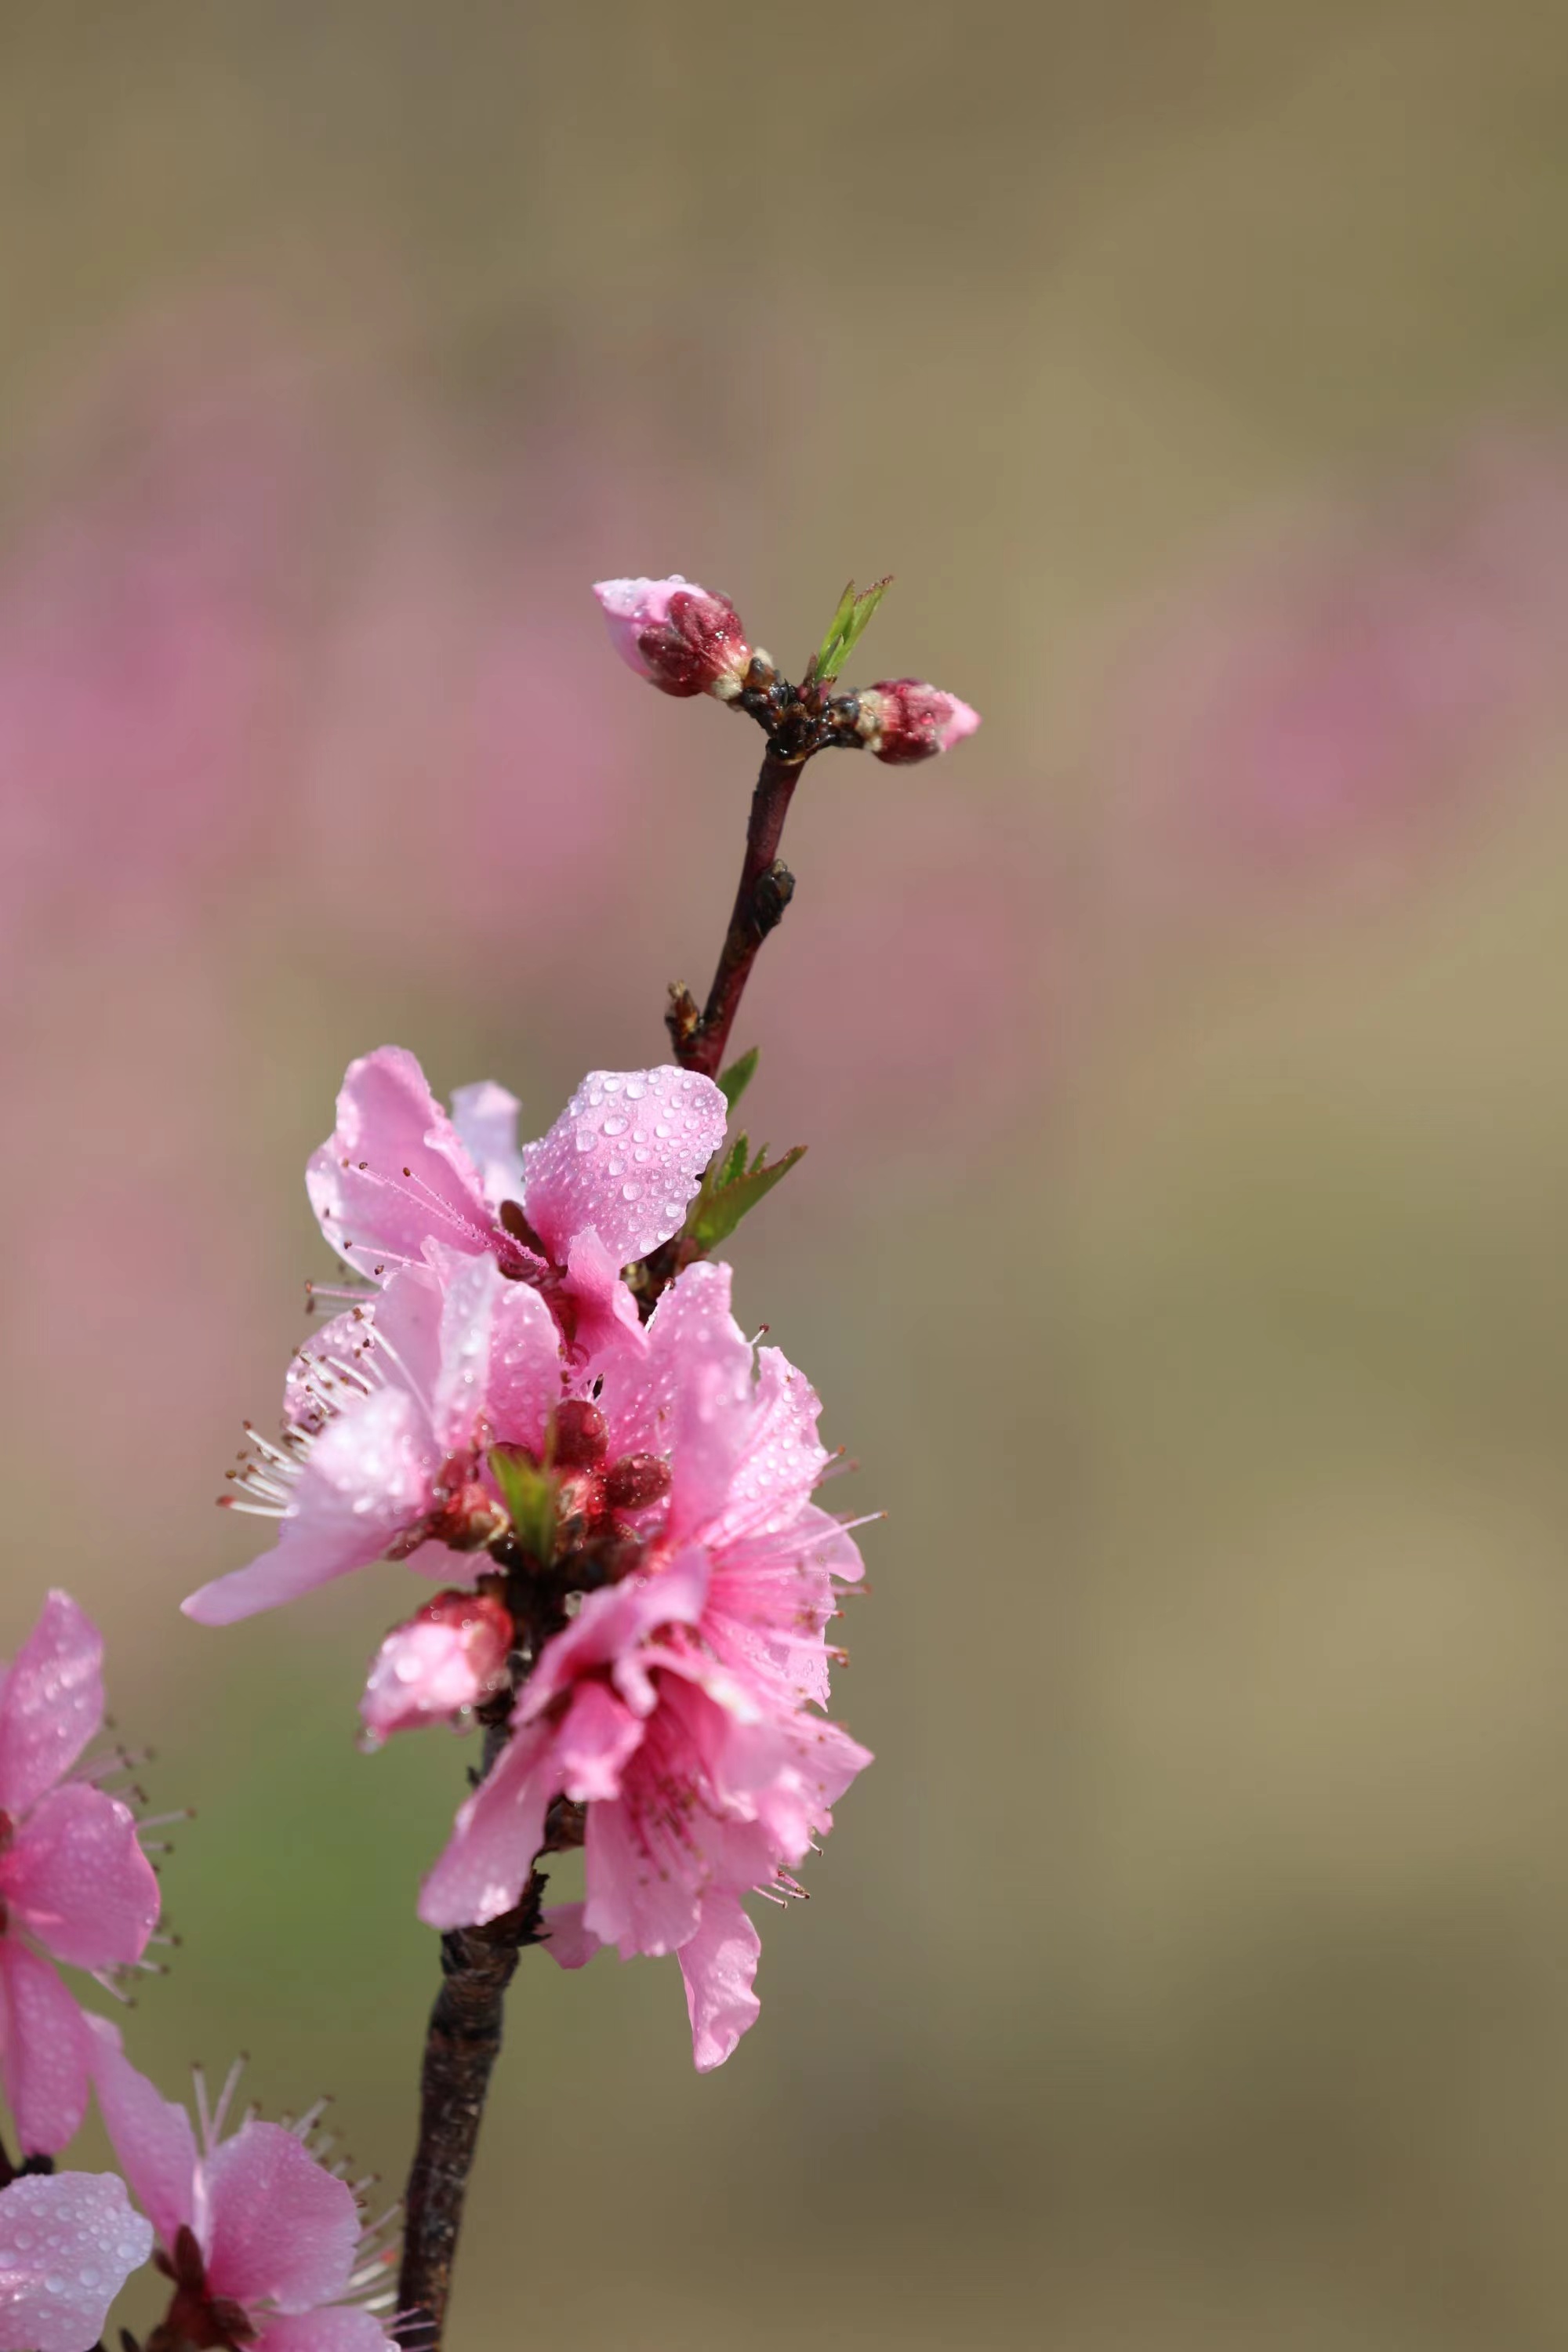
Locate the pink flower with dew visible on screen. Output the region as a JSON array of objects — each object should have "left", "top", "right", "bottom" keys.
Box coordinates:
[
  {"left": 0, "top": 1595, "right": 162, "bottom": 2154},
  {"left": 359, "top": 1591, "right": 513, "bottom": 1748},
  {"left": 0, "top": 2170, "right": 153, "bottom": 2352},
  {"left": 419, "top": 1261, "right": 872, "bottom": 2070},
  {"left": 87, "top": 2021, "right": 397, "bottom": 2350},
  {"left": 304, "top": 1049, "right": 726, "bottom": 1365},
  {"left": 593, "top": 575, "right": 757, "bottom": 700},
  {"left": 184, "top": 1250, "right": 568, "bottom": 1626},
  {"left": 855, "top": 679, "right": 981, "bottom": 764}
]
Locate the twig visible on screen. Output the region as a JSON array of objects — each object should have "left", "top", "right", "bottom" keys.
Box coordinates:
[
  {"left": 394, "top": 1871, "right": 545, "bottom": 2345},
  {"left": 667, "top": 744, "right": 805, "bottom": 1079}
]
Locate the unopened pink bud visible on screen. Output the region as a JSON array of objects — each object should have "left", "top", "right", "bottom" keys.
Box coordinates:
[
  {"left": 360, "top": 1590, "right": 512, "bottom": 1745},
  {"left": 856, "top": 679, "right": 982, "bottom": 764},
  {"left": 593, "top": 575, "right": 755, "bottom": 700}
]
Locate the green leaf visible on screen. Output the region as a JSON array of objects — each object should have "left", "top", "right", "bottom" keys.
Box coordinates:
[
  {"left": 688, "top": 1143, "right": 807, "bottom": 1250},
  {"left": 488, "top": 1445, "right": 556, "bottom": 1563},
  {"left": 718, "top": 1047, "right": 760, "bottom": 1116},
  {"left": 809, "top": 575, "right": 892, "bottom": 683}
]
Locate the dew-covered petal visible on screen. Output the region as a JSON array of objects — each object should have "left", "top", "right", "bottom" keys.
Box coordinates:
[
  {"left": 83, "top": 2016, "right": 198, "bottom": 2249},
  {"left": 600, "top": 1261, "right": 753, "bottom": 1530},
  {"left": 485, "top": 1276, "right": 568, "bottom": 1446},
  {"left": 202, "top": 2122, "right": 360, "bottom": 2313},
  {"left": 429, "top": 1254, "right": 564, "bottom": 1457},
  {"left": 560, "top": 1226, "right": 646, "bottom": 1368},
  {"left": 0, "top": 1944, "right": 93, "bottom": 2157},
  {"left": 183, "top": 1386, "right": 437, "bottom": 1625},
  {"left": 2, "top": 1785, "right": 159, "bottom": 1969},
  {"left": 655, "top": 1266, "right": 757, "bottom": 1542},
  {"left": 0, "top": 1592, "right": 103, "bottom": 1819},
  {"left": 714, "top": 1346, "right": 833, "bottom": 1541},
  {"left": 521, "top": 1066, "right": 726, "bottom": 1269},
  {"left": 253, "top": 2310, "right": 397, "bottom": 2352},
  {"left": 429, "top": 1252, "right": 503, "bottom": 1454},
  {"left": 449, "top": 1078, "right": 527, "bottom": 1210},
  {"left": 306, "top": 1047, "right": 495, "bottom": 1283},
  {"left": 677, "top": 1894, "right": 762, "bottom": 2073},
  {"left": 0, "top": 2170, "right": 154, "bottom": 2352},
  {"left": 417, "top": 1721, "right": 557, "bottom": 1931}
]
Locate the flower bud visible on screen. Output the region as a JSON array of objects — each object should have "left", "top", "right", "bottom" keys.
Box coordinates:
[
  {"left": 360, "top": 1589, "right": 512, "bottom": 1746},
  {"left": 554, "top": 1398, "right": 608, "bottom": 1468},
  {"left": 593, "top": 575, "right": 755, "bottom": 700},
  {"left": 604, "top": 1451, "right": 673, "bottom": 1512},
  {"left": 855, "top": 679, "right": 982, "bottom": 764}
]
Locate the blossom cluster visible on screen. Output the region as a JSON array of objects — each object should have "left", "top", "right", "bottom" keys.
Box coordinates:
[
  {"left": 0, "top": 1593, "right": 394, "bottom": 2351},
  {"left": 186, "top": 1044, "right": 873, "bottom": 2069}
]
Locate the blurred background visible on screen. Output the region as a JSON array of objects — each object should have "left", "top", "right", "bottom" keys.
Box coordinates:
[{"left": 4, "top": 3, "right": 1568, "bottom": 2344}]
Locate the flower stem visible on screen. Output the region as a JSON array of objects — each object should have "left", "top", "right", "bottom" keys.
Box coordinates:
[
  {"left": 394, "top": 1869, "right": 544, "bottom": 2347},
  {"left": 668, "top": 745, "right": 808, "bottom": 1078}
]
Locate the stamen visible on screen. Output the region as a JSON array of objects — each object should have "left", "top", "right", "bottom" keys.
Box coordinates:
[
  {"left": 210, "top": 2055, "right": 247, "bottom": 2142},
  {"left": 192, "top": 2065, "right": 214, "bottom": 2152}
]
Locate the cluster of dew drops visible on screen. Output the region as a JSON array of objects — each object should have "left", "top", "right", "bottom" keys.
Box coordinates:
[
  {"left": 555, "top": 1068, "right": 718, "bottom": 1258},
  {"left": 0, "top": 2175, "right": 149, "bottom": 2309}
]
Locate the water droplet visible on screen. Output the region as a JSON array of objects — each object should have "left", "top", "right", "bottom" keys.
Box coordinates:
[
  {"left": 607, "top": 1157, "right": 626, "bottom": 1178},
  {"left": 603, "top": 1114, "right": 629, "bottom": 1136},
  {"left": 622, "top": 1182, "right": 643, "bottom": 1202},
  {"left": 603, "top": 1076, "right": 623, "bottom": 1094},
  {"left": 574, "top": 1128, "right": 596, "bottom": 1154},
  {"left": 626, "top": 1078, "right": 646, "bottom": 1100}
]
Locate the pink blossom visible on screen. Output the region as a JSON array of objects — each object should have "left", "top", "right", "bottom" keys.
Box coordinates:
[
  {"left": 593, "top": 575, "right": 756, "bottom": 699},
  {"left": 418, "top": 1261, "right": 871, "bottom": 2068},
  {"left": 184, "top": 1252, "right": 567, "bottom": 1625},
  {"left": 359, "top": 1590, "right": 513, "bottom": 1746},
  {"left": 0, "top": 2169, "right": 153, "bottom": 2352},
  {"left": 87, "top": 2024, "right": 394, "bottom": 2350},
  {"left": 0, "top": 1595, "right": 161, "bottom": 2154},
  {"left": 304, "top": 1048, "right": 726, "bottom": 1362},
  {"left": 855, "top": 679, "right": 982, "bottom": 763}
]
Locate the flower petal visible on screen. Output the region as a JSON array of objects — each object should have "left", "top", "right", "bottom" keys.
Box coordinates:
[
  {"left": 449, "top": 1080, "right": 527, "bottom": 1210},
  {"left": 183, "top": 1385, "right": 436, "bottom": 1624},
  {"left": 0, "top": 2171, "right": 153, "bottom": 2352},
  {"left": 582, "top": 1791, "right": 705, "bottom": 1957},
  {"left": 537, "top": 1903, "right": 601, "bottom": 1970},
  {"left": 2, "top": 1786, "right": 159, "bottom": 1969},
  {"left": 430, "top": 1253, "right": 564, "bottom": 1457},
  {"left": 521, "top": 1067, "right": 726, "bottom": 1269},
  {"left": 560, "top": 1226, "right": 646, "bottom": 1368},
  {"left": 0, "top": 1592, "right": 103, "bottom": 1818},
  {"left": 485, "top": 1273, "right": 568, "bottom": 1443},
  {"left": 517, "top": 1548, "right": 709, "bottom": 1724},
  {"left": 83, "top": 2016, "right": 198, "bottom": 2251},
  {"left": 0, "top": 1945, "right": 93, "bottom": 2156},
  {"left": 678, "top": 1894, "right": 762, "bottom": 2072},
  {"left": 306, "top": 1046, "right": 495, "bottom": 1283},
  {"left": 554, "top": 1682, "right": 642, "bottom": 1804},
  {"left": 202, "top": 2120, "right": 360, "bottom": 2312},
  {"left": 417, "top": 1721, "right": 557, "bottom": 1931}
]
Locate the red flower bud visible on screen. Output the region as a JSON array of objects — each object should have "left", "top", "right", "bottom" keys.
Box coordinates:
[
  {"left": 593, "top": 575, "right": 756, "bottom": 700},
  {"left": 855, "top": 679, "right": 982, "bottom": 764}
]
